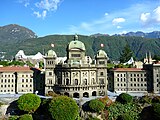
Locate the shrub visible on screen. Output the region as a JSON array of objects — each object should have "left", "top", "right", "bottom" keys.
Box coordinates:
[
  {"left": 8, "top": 115, "right": 19, "bottom": 120},
  {"left": 152, "top": 103, "right": 160, "bottom": 120},
  {"left": 152, "top": 96, "right": 160, "bottom": 103},
  {"left": 48, "top": 96, "right": 79, "bottom": 120},
  {"left": 117, "top": 113, "right": 134, "bottom": 120},
  {"left": 89, "top": 99, "right": 105, "bottom": 113},
  {"left": 19, "top": 114, "right": 33, "bottom": 120},
  {"left": 116, "top": 93, "right": 133, "bottom": 104},
  {"left": 107, "top": 103, "right": 141, "bottom": 120},
  {"left": 17, "top": 93, "right": 41, "bottom": 113}
]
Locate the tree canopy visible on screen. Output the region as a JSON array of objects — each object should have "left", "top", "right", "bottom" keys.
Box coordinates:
[
  {"left": 48, "top": 96, "right": 79, "bottom": 120},
  {"left": 119, "top": 44, "right": 133, "bottom": 63},
  {"left": 116, "top": 93, "right": 133, "bottom": 104},
  {"left": 89, "top": 99, "right": 105, "bottom": 113},
  {"left": 17, "top": 93, "right": 41, "bottom": 113}
]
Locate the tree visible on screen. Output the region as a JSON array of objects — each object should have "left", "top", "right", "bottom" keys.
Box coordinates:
[
  {"left": 89, "top": 99, "right": 105, "bottom": 113},
  {"left": 19, "top": 114, "right": 33, "bottom": 120},
  {"left": 17, "top": 93, "right": 41, "bottom": 114},
  {"left": 48, "top": 96, "right": 79, "bottom": 120},
  {"left": 116, "top": 93, "right": 133, "bottom": 104},
  {"left": 152, "top": 103, "right": 160, "bottom": 120},
  {"left": 119, "top": 44, "right": 133, "bottom": 63}
]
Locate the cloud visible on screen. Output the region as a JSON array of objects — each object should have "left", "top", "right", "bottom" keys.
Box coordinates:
[
  {"left": 140, "top": 13, "right": 150, "bottom": 22},
  {"left": 18, "top": 0, "right": 62, "bottom": 19},
  {"left": 140, "top": 6, "right": 160, "bottom": 25},
  {"left": 112, "top": 18, "right": 126, "bottom": 25},
  {"left": 117, "top": 26, "right": 122, "bottom": 29},
  {"left": 33, "top": 10, "right": 47, "bottom": 19},
  {"left": 66, "top": 1, "right": 160, "bottom": 35},
  {"left": 153, "top": 6, "right": 160, "bottom": 22},
  {"left": 18, "top": 0, "right": 30, "bottom": 7},
  {"left": 35, "top": 0, "right": 61, "bottom": 11},
  {"left": 104, "top": 13, "right": 109, "bottom": 16}
]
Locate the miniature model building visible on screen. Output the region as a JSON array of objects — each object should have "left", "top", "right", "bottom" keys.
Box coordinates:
[{"left": 44, "top": 35, "right": 108, "bottom": 98}]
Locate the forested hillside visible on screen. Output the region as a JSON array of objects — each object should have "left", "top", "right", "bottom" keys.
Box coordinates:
[{"left": 2, "top": 34, "right": 160, "bottom": 60}]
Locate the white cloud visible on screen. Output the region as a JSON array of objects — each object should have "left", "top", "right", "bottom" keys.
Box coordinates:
[
  {"left": 33, "top": 11, "right": 42, "bottom": 18},
  {"left": 112, "top": 18, "right": 126, "bottom": 25},
  {"left": 104, "top": 13, "right": 109, "bottom": 16},
  {"left": 35, "top": 0, "right": 61, "bottom": 11},
  {"left": 140, "top": 13, "right": 150, "bottom": 22},
  {"left": 140, "top": 6, "right": 160, "bottom": 25},
  {"left": 117, "top": 26, "right": 122, "bottom": 29},
  {"left": 18, "top": 0, "right": 30, "bottom": 7},
  {"left": 33, "top": 10, "right": 47, "bottom": 19},
  {"left": 153, "top": 6, "right": 160, "bottom": 22}
]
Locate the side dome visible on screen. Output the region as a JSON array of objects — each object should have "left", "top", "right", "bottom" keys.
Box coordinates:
[
  {"left": 46, "top": 50, "right": 57, "bottom": 57},
  {"left": 68, "top": 35, "right": 85, "bottom": 51},
  {"left": 96, "top": 50, "right": 107, "bottom": 58}
]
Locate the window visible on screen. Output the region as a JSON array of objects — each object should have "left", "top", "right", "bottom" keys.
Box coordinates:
[
  {"left": 22, "top": 79, "right": 24, "bottom": 82},
  {"left": 30, "top": 79, "right": 32, "bottom": 82},
  {"left": 99, "top": 79, "right": 104, "bottom": 84},
  {"left": 66, "top": 78, "right": 69, "bottom": 85},
  {"left": 75, "top": 79, "right": 79, "bottom": 85},
  {"left": 49, "top": 72, "right": 52, "bottom": 76},
  {"left": 71, "top": 54, "right": 80, "bottom": 57},
  {"left": 99, "top": 61, "right": 105, "bottom": 64},
  {"left": 26, "top": 79, "right": 28, "bottom": 82},
  {"left": 100, "top": 72, "right": 104, "bottom": 76},
  {"left": 117, "top": 78, "right": 119, "bottom": 82}
]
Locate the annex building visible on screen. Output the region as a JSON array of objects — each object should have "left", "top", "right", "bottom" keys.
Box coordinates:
[
  {"left": 108, "top": 54, "right": 160, "bottom": 94},
  {"left": 44, "top": 35, "right": 108, "bottom": 98}
]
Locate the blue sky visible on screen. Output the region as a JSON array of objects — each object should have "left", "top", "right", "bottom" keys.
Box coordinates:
[{"left": 1, "top": 0, "right": 160, "bottom": 37}]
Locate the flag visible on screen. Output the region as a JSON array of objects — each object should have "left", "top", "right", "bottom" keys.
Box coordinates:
[
  {"left": 51, "top": 43, "right": 54, "bottom": 47},
  {"left": 100, "top": 43, "right": 104, "bottom": 47}
]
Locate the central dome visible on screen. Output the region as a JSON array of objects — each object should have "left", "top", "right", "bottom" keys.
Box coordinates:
[{"left": 68, "top": 35, "right": 85, "bottom": 51}]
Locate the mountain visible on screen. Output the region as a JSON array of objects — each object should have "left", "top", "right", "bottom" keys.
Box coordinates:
[
  {"left": 117, "top": 31, "right": 160, "bottom": 39},
  {"left": 2, "top": 34, "right": 159, "bottom": 61},
  {"left": 1, "top": 24, "right": 160, "bottom": 61},
  {"left": 0, "top": 24, "right": 37, "bottom": 43}
]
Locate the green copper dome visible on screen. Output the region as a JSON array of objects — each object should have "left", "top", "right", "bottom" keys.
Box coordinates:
[
  {"left": 96, "top": 50, "right": 107, "bottom": 58},
  {"left": 68, "top": 35, "right": 85, "bottom": 51},
  {"left": 46, "top": 50, "right": 57, "bottom": 57}
]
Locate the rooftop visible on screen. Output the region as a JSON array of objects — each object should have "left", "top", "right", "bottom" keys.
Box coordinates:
[
  {"left": 0, "top": 66, "right": 33, "bottom": 72},
  {"left": 112, "top": 68, "right": 145, "bottom": 72}
]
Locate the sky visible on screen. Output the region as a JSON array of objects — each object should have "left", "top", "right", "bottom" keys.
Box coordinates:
[{"left": 1, "top": 0, "right": 160, "bottom": 37}]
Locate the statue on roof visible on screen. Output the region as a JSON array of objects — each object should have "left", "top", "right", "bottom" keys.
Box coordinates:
[{"left": 74, "top": 34, "right": 78, "bottom": 41}]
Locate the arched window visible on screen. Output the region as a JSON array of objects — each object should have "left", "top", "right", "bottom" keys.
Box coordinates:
[
  {"left": 66, "top": 78, "right": 69, "bottom": 85},
  {"left": 83, "top": 79, "right": 87, "bottom": 85},
  {"left": 75, "top": 79, "right": 78, "bottom": 85},
  {"left": 92, "top": 78, "right": 96, "bottom": 84}
]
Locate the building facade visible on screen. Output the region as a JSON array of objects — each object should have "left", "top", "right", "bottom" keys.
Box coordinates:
[
  {"left": 44, "top": 35, "right": 108, "bottom": 98},
  {"left": 0, "top": 66, "right": 34, "bottom": 94}
]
